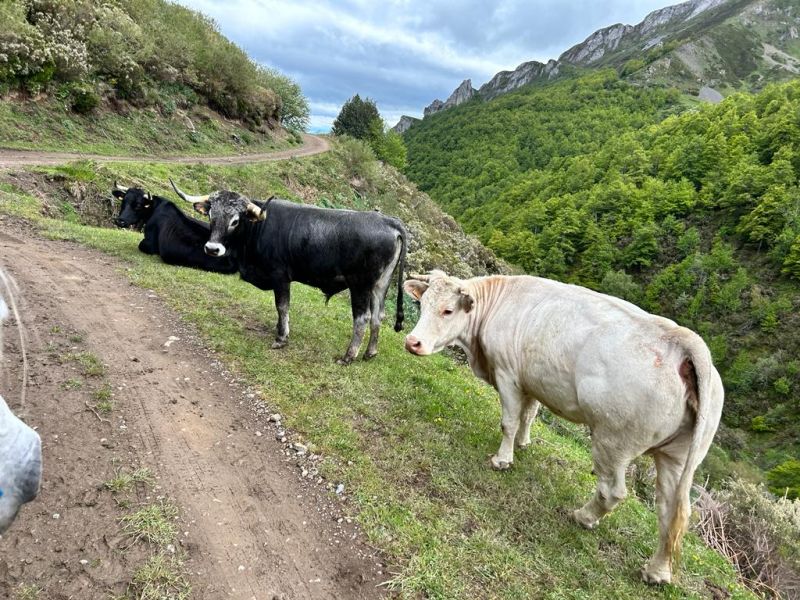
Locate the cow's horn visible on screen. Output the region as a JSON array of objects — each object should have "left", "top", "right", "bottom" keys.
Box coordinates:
[
  {"left": 409, "top": 273, "right": 431, "bottom": 282},
  {"left": 246, "top": 202, "right": 267, "bottom": 221},
  {"left": 113, "top": 181, "right": 129, "bottom": 193},
  {"left": 169, "top": 178, "right": 209, "bottom": 203}
]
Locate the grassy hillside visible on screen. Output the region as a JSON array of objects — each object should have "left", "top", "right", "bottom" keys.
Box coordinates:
[
  {"left": 0, "top": 95, "right": 301, "bottom": 156},
  {"left": 0, "top": 0, "right": 309, "bottom": 154},
  {"left": 0, "top": 138, "right": 505, "bottom": 278},
  {"left": 404, "top": 72, "right": 800, "bottom": 497},
  {"left": 0, "top": 149, "right": 753, "bottom": 599}
]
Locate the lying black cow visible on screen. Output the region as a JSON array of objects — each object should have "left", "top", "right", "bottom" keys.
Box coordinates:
[
  {"left": 169, "top": 179, "right": 407, "bottom": 364},
  {"left": 112, "top": 182, "right": 237, "bottom": 273}
]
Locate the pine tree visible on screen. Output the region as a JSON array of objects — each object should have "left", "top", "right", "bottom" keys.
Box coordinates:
[{"left": 332, "top": 95, "right": 381, "bottom": 139}]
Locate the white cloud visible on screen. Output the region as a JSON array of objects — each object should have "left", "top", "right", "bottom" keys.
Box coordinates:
[{"left": 176, "top": 0, "right": 671, "bottom": 130}]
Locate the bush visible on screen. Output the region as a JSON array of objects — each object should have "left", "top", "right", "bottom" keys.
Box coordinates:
[
  {"left": 620, "top": 58, "right": 646, "bottom": 76},
  {"left": 258, "top": 67, "right": 309, "bottom": 131},
  {"left": 599, "top": 269, "right": 642, "bottom": 304},
  {"left": 0, "top": 0, "right": 305, "bottom": 130},
  {"left": 768, "top": 459, "right": 800, "bottom": 499},
  {"left": 69, "top": 83, "right": 99, "bottom": 114},
  {"left": 751, "top": 415, "right": 775, "bottom": 433},
  {"left": 333, "top": 137, "right": 378, "bottom": 189},
  {"left": 368, "top": 119, "right": 407, "bottom": 169},
  {"left": 695, "top": 479, "right": 800, "bottom": 597},
  {"left": 0, "top": 4, "right": 52, "bottom": 84}
]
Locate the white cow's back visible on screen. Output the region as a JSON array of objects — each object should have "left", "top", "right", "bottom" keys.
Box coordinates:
[{"left": 467, "top": 276, "right": 698, "bottom": 441}]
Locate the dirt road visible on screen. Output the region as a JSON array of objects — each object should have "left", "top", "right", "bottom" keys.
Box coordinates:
[
  {"left": 0, "top": 225, "right": 384, "bottom": 599},
  {"left": 0, "top": 133, "right": 329, "bottom": 167}
]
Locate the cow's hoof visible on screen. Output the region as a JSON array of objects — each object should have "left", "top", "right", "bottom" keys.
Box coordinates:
[
  {"left": 362, "top": 351, "right": 377, "bottom": 361},
  {"left": 490, "top": 455, "right": 512, "bottom": 470},
  {"left": 573, "top": 509, "right": 599, "bottom": 530},
  {"left": 516, "top": 439, "right": 531, "bottom": 449},
  {"left": 336, "top": 356, "right": 354, "bottom": 366},
  {"left": 640, "top": 566, "right": 671, "bottom": 585},
  {"left": 271, "top": 340, "right": 288, "bottom": 349}
]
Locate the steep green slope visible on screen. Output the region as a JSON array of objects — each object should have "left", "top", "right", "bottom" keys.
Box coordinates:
[
  {"left": 0, "top": 147, "right": 752, "bottom": 599},
  {"left": 0, "top": 0, "right": 308, "bottom": 154},
  {"left": 404, "top": 72, "right": 800, "bottom": 495}
]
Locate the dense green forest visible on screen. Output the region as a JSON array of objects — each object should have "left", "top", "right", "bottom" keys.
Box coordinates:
[
  {"left": 0, "top": 0, "right": 308, "bottom": 130},
  {"left": 404, "top": 71, "right": 800, "bottom": 497}
]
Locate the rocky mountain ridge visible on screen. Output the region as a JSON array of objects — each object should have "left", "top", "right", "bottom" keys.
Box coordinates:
[
  {"left": 401, "top": 0, "right": 800, "bottom": 126},
  {"left": 391, "top": 115, "right": 420, "bottom": 134}
]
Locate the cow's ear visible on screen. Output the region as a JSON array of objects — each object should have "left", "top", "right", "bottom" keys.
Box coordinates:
[
  {"left": 403, "top": 279, "right": 428, "bottom": 301},
  {"left": 193, "top": 201, "right": 209, "bottom": 215},
  {"left": 111, "top": 190, "right": 126, "bottom": 199},
  {"left": 459, "top": 289, "right": 474, "bottom": 313}
]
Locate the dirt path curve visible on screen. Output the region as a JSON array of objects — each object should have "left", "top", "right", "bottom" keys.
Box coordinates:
[
  {"left": 0, "top": 226, "right": 384, "bottom": 599},
  {"left": 0, "top": 133, "right": 329, "bottom": 167}
]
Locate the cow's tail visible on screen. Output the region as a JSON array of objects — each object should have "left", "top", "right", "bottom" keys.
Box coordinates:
[
  {"left": 665, "top": 332, "right": 722, "bottom": 572},
  {"left": 393, "top": 224, "right": 407, "bottom": 332}
]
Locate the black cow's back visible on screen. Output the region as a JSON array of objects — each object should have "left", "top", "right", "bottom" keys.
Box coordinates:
[{"left": 237, "top": 200, "right": 404, "bottom": 294}]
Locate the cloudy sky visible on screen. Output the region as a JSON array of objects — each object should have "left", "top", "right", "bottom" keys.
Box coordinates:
[{"left": 177, "top": 0, "right": 671, "bottom": 131}]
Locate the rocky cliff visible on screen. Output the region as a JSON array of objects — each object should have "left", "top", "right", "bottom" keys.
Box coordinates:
[
  {"left": 391, "top": 115, "right": 421, "bottom": 134},
  {"left": 479, "top": 60, "right": 560, "bottom": 99},
  {"left": 415, "top": 0, "right": 800, "bottom": 120},
  {"left": 424, "top": 79, "right": 477, "bottom": 116}
]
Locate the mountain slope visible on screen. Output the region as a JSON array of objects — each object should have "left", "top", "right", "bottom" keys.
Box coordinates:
[
  {"left": 416, "top": 0, "right": 799, "bottom": 121},
  {"left": 0, "top": 0, "right": 309, "bottom": 154}
]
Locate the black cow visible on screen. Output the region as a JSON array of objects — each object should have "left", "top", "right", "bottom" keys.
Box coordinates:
[
  {"left": 169, "top": 179, "right": 407, "bottom": 364},
  {"left": 111, "top": 182, "right": 237, "bottom": 274}
]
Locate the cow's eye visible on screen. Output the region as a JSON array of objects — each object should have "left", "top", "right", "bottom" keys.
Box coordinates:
[
  {"left": 443, "top": 308, "right": 454, "bottom": 316},
  {"left": 229, "top": 217, "right": 239, "bottom": 228}
]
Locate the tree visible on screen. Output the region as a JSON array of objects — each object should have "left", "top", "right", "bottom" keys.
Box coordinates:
[
  {"left": 258, "top": 67, "right": 309, "bottom": 131},
  {"left": 332, "top": 95, "right": 380, "bottom": 139},
  {"left": 368, "top": 119, "right": 407, "bottom": 169}
]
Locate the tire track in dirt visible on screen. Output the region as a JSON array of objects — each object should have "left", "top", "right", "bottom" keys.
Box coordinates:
[
  {"left": 0, "top": 133, "right": 329, "bottom": 167},
  {"left": 0, "top": 226, "right": 384, "bottom": 599}
]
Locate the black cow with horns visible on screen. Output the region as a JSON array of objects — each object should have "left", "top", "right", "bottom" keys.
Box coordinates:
[
  {"left": 112, "top": 182, "right": 237, "bottom": 273},
  {"left": 169, "top": 179, "right": 408, "bottom": 364}
]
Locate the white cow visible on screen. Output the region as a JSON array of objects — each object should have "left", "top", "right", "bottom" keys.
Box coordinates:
[
  {"left": 0, "top": 274, "right": 42, "bottom": 534},
  {"left": 403, "top": 271, "right": 723, "bottom": 584}
]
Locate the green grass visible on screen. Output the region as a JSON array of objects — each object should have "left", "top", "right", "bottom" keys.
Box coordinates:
[
  {"left": 0, "top": 98, "right": 295, "bottom": 157},
  {"left": 20, "top": 212, "right": 754, "bottom": 599},
  {"left": 62, "top": 350, "right": 105, "bottom": 377},
  {"left": 130, "top": 554, "right": 191, "bottom": 600},
  {"left": 14, "top": 585, "right": 42, "bottom": 600},
  {"left": 61, "top": 378, "right": 83, "bottom": 390},
  {"left": 105, "top": 468, "right": 155, "bottom": 494},
  {"left": 92, "top": 384, "right": 114, "bottom": 413},
  {"left": 121, "top": 501, "right": 179, "bottom": 547}
]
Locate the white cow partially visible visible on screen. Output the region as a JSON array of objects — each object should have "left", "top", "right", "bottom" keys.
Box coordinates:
[
  {"left": 0, "top": 274, "right": 42, "bottom": 534},
  {"left": 403, "top": 271, "right": 723, "bottom": 584}
]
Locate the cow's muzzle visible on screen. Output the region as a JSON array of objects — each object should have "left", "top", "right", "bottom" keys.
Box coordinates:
[
  {"left": 204, "top": 242, "right": 226, "bottom": 257},
  {"left": 405, "top": 334, "right": 428, "bottom": 355},
  {"left": 113, "top": 218, "right": 128, "bottom": 228}
]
